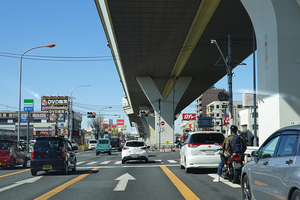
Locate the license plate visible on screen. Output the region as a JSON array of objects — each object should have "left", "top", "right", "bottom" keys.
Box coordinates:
[
  {"left": 205, "top": 151, "right": 214, "bottom": 155},
  {"left": 131, "top": 154, "right": 138, "bottom": 158},
  {"left": 43, "top": 165, "right": 52, "bottom": 170},
  {"left": 233, "top": 162, "right": 241, "bottom": 167}
]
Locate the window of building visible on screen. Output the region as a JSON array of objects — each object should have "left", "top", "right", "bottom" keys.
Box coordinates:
[
  {"left": 216, "top": 105, "right": 219, "bottom": 108},
  {"left": 237, "top": 105, "right": 243, "bottom": 108}
]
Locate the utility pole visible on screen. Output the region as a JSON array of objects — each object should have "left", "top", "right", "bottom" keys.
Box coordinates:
[
  {"left": 227, "top": 35, "right": 233, "bottom": 128},
  {"left": 253, "top": 30, "right": 258, "bottom": 146},
  {"left": 158, "top": 98, "right": 161, "bottom": 150}
]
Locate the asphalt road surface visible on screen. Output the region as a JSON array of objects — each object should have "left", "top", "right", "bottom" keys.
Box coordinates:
[{"left": 0, "top": 150, "right": 242, "bottom": 200}]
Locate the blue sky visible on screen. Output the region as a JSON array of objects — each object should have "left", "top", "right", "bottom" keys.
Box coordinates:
[{"left": 0, "top": 1, "right": 256, "bottom": 133}]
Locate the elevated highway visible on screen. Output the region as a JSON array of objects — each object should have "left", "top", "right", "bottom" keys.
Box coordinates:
[{"left": 95, "top": 0, "right": 254, "bottom": 142}]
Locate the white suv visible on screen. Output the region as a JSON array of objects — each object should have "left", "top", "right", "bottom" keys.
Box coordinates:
[
  {"left": 122, "top": 140, "right": 149, "bottom": 164},
  {"left": 88, "top": 139, "right": 97, "bottom": 150}
]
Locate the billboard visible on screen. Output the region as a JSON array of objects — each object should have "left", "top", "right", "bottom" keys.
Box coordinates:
[
  {"left": 41, "top": 96, "right": 69, "bottom": 111},
  {"left": 116, "top": 119, "right": 124, "bottom": 126},
  {"left": 182, "top": 113, "right": 197, "bottom": 120}
]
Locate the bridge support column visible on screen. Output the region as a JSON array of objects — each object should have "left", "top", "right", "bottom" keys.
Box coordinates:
[
  {"left": 242, "top": 0, "right": 300, "bottom": 144},
  {"left": 139, "top": 105, "right": 155, "bottom": 145},
  {"left": 137, "top": 77, "right": 192, "bottom": 148}
]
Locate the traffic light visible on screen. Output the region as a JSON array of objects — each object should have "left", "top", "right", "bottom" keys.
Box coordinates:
[
  {"left": 139, "top": 110, "right": 149, "bottom": 117},
  {"left": 87, "top": 112, "right": 96, "bottom": 118}
]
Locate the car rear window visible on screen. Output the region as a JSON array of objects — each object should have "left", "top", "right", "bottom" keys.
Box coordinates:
[
  {"left": 89, "top": 140, "right": 97, "bottom": 144},
  {"left": 189, "top": 133, "right": 224, "bottom": 144},
  {"left": 34, "top": 138, "right": 63, "bottom": 150},
  {"left": 98, "top": 140, "right": 109, "bottom": 144},
  {"left": 126, "top": 141, "right": 144, "bottom": 147},
  {"left": 0, "top": 141, "right": 9, "bottom": 149}
]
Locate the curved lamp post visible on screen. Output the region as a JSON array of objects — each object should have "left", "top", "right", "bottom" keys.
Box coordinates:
[
  {"left": 69, "top": 84, "right": 91, "bottom": 140},
  {"left": 18, "top": 44, "right": 55, "bottom": 142}
]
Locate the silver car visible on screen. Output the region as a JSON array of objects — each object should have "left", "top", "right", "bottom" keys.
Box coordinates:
[{"left": 241, "top": 125, "right": 300, "bottom": 200}]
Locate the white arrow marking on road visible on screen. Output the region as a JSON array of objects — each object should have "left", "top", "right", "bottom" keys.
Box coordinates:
[
  {"left": 114, "top": 173, "right": 136, "bottom": 191},
  {"left": 0, "top": 176, "right": 42, "bottom": 192}
]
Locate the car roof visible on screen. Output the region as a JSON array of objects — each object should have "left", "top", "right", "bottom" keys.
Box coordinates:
[
  {"left": 187, "top": 131, "right": 223, "bottom": 135},
  {"left": 98, "top": 138, "right": 109, "bottom": 140},
  {"left": 126, "top": 140, "right": 145, "bottom": 143}
]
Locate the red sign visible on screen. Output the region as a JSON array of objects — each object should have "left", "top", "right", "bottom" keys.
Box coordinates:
[
  {"left": 116, "top": 119, "right": 124, "bottom": 126},
  {"left": 161, "top": 121, "right": 165, "bottom": 126},
  {"left": 223, "top": 115, "right": 229, "bottom": 125},
  {"left": 182, "top": 113, "right": 196, "bottom": 120}
]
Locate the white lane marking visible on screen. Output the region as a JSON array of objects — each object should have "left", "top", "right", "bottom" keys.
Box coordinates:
[
  {"left": 114, "top": 173, "right": 136, "bottom": 191},
  {"left": 86, "top": 161, "right": 97, "bottom": 165},
  {"left": 0, "top": 177, "right": 42, "bottom": 192},
  {"left": 207, "top": 174, "right": 241, "bottom": 188},
  {"left": 76, "top": 161, "right": 85, "bottom": 165},
  {"left": 100, "top": 161, "right": 111, "bottom": 165},
  {"left": 168, "top": 160, "right": 177, "bottom": 163},
  {"left": 115, "top": 161, "right": 122, "bottom": 164}
]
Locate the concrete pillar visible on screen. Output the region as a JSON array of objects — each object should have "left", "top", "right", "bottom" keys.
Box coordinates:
[
  {"left": 241, "top": 0, "right": 300, "bottom": 144},
  {"left": 139, "top": 105, "right": 155, "bottom": 145},
  {"left": 137, "top": 77, "right": 192, "bottom": 147}
]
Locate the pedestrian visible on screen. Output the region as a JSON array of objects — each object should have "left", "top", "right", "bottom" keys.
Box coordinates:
[{"left": 213, "top": 125, "right": 247, "bottom": 182}]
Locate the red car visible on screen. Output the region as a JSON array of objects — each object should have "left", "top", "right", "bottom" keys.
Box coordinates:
[{"left": 0, "top": 139, "right": 27, "bottom": 169}]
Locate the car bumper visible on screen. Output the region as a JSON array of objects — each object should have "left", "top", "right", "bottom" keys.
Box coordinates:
[
  {"left": 185, "top": 155, "right": 220, "bottom": 168},
  {"left": 31, "top": 158, "right": 66, "bottom": 171},
  {"left": 0, "top": 156, "right": 12, "bottom": 166},
  {"left": 122, "top": 155, "right": 148, "bottom": 161},
  {"left": 96, "top": 148, "right": 110, "bottom": 153}
]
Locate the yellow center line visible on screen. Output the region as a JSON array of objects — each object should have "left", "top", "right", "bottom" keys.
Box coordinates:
[
  {"left": 0, "top": 169, "right": 30, "bottom": 178},
  {"left": 34, "top": 167, "right": 99, "bottom": 200},
  {"left": 160, "top": 166, "right": 200, "bottom": 200}
]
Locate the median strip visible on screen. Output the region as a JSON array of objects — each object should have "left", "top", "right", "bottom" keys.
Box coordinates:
[
  {"left": 160, "top": 166, "right": 200, "bottom": 200},
  {"left": 34, "top": 167, "right": 99, "bottom": 200}
]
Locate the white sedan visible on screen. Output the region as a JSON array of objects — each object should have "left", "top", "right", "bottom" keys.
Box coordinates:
[
  {"left": 180, "top": 131, "right": 224, "bottom": 173},
  {"left": 122, "top": 140, "right": 149, "bottom": 164}
]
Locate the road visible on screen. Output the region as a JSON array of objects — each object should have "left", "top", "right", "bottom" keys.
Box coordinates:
[{"left": 0, "top": 150, "right": 242, "bottom": 200}]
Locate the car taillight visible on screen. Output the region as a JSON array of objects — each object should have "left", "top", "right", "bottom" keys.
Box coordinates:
[
  {"left": 188, "top": 143, "right": 201, "bottom": 148},
  {"left": 123, "top": 147, "right": 129, "bottom": 150},
  {"left": 61, "top": 147, "right": 65, "bottom": 157},
  {"left": 140, "top": 146, "right": 147, "bottom": 150},
  {"left": 228, "top": 155, "right": 240, "bottom": 162},
  {"left": 31, "top": 151, "right": 34, "bottom": 159}
]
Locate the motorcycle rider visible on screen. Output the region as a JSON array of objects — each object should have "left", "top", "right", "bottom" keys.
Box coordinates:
[{"left": 213, "top": 125, "right": 247, "bottom": 182}]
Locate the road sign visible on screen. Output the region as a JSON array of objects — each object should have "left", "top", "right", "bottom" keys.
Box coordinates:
[
  {"left": 161, "top": 121, "right": 165, "bottom": 126},
  {"left": 223, "top": 115, "right": 229, "bottom": 125},
  {"left": 24, "top": 99, "right": 34, "bottom": 111},
  {"left": 21, "top": 114, "right": 27, "bottom": 122}
]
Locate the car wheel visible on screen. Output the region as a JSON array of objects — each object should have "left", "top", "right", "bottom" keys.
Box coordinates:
[
  {"left": 23, "top": 157, "right": 27, "bottom": 168},
  {"left": 96, "top": 152, "right": 99, "bottom": 156},
  {"left": 72, "top": 161, "right": 76, "bottom": 172},
  {"left": 31, "top": 169, "right": 37, "bottom": 176},
  {"left": 11, "top": 159, "right": 16, "bottom": 169},
  {"left": 291, "top": 189, "right": 300, "bottom": 200},
  {"left": 241, "top": 175, "right": 251, "bottom": 200},
  {"left": 145, "top": 158, "right": 148, "bottom": 163},
  {"left": 185, "top": 159, "right": 191, "bottom": 173},
  {"left": 179, "top": 155, "right": 184, "bottom": 169},
  {"left": 61, "top": 164, "right": 68, "bottom": 174},
  {"left": 233, "top": 168, "right": 240, "bottom": 184},
  {"left": 122, "top": 159, "right": 126, "bottom": 164},
  {"left": 108, "top": 151, "right": 111, "bottom": 155}
]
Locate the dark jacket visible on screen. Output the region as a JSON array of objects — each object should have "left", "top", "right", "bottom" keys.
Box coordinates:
[{"left": 223, "top": 134, "right": 247, "bottom": 157}]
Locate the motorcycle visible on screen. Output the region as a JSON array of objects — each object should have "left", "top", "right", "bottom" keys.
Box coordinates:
[{"left": 222, "top": 154, "right": 245, "bottom": 184}]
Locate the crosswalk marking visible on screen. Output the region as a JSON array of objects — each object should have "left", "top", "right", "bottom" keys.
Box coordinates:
[
  {"left": 207, "top": 174, "right": 241, "bottom": 188},
  {"left": 75, "top": 159, "right": 178, "bottom": 166}
]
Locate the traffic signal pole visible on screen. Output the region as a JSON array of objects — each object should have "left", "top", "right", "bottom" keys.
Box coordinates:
[{"left": 228, "top": 35, "right": 233, "bottom": 129}]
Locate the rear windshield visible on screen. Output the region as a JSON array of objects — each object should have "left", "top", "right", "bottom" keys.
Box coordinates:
[
  {"left": 111, "top": 138, "right": 119, "bottom": 142},
  {"left": 0, "top": 141, "right": 9, "bottom": 149},
  {"left": 89, "top": 140, "right": 97, "bottom": 144},
  {"left": 98, "top": 140, "right": 109, "bottom": 144},
  {"left": 126, "top": 141, "right": 144, "bottom": 147},
  {"left": 189, "top": 134, "right": 224, "bottom": 144},
  {"left": 34, "top": 139, "right": 63, "bottom": 150}
]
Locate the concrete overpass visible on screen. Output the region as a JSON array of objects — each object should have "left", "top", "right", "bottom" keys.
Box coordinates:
[{"left": 95, "top": 0, "right": 300, "bottom": 146}]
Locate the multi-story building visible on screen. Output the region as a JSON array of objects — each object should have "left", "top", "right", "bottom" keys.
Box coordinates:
[
  {"left": 206, "top": 101, "right": 243, "bottom": 134},
  {"left": 196, "top": 88, "right": 229, "bottom": 118}
]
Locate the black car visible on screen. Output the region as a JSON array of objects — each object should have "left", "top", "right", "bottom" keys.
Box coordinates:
[
  {"left": 110, "top": 138, "right": 122, "bottom": 151},
  {"left": 30, "top": 137, "right": 77, "bottom": 176}
]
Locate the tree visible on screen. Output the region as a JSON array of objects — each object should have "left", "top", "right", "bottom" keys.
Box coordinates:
[{"left": 88, "top": 115, "right": 105, "bottom": 139}]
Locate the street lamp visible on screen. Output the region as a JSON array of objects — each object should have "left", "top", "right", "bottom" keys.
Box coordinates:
[
  {"left": 69, "top": 84, "right": 91, "bottom": 140},
  {"left": 18, "top": 44, "right": 55, "bottom": 142}
]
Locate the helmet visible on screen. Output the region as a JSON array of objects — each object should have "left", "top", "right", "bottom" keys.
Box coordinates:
[{"left": 230, "top": 125, "right": 238, "bottom": 132}]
